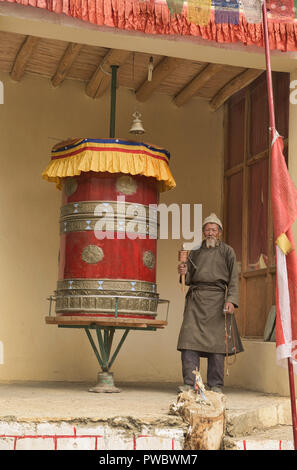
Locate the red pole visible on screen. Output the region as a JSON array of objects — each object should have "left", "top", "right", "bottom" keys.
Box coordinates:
[
  {"left": 262, "top": 0, "right": 276, "bottom": 135},
  {"left": 288, "top": 357, "right": 297, "bottom": 450},
  {"left": 261, "top": 0, "right": 297, "bottom": 450},
  {"left": 288, "top": 358, "right": 297, "bottom": 449}
]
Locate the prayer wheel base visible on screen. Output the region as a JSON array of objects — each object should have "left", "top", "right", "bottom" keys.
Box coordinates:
[{"left": 88, "top": 372, "right": 121, "bottom": 393}]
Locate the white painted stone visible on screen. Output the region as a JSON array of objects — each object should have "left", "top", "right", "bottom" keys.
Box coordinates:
[
  {"left": 229, "top": 438, "right": 294, "bottom": 451},
  {"left": 99, "top": 435, "right": 134, "bottom": 450},
  {"left": 75, "top": 424, "right": 107, "bottom": 436},
  {"left": 280, "top": 440, "right": 294, "bottom": 450},
  {"left": 153, "top": 427, "right": 185, "bottom": 440},
  {"left": 0, "top": 421, "right": 35, "bottom": 436},
  {"left": 35, "top": 421, "right": 75, "bottom": 436},
  {"left": 135, "top": 436, "right": 174, "bottom": 450},
  {"left": 56, "top": 437, "right": 96, "bottom": 450},
  {"left": 16, "top": 437, "right": 55, "bottom": 450},
  {"left": 173, "top": 438, "right": 184, "bottom": 450},
  {"left": 0, "top": 437, "right": 15, "bottom": 450}
]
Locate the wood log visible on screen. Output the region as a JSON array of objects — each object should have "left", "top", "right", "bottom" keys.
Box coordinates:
[
  {"left": 174, "top": 63, "right": 224, "bottom": 107},
  {"left": 86, "top": 49, "right": 131, "bottom": 99},
  {"left": 51, "top": 43, "right": 82, "bottom": 87},
  {"left": 210, "top": 68, "right": 264, "bottom": 111},
  {"left": 10, "top": 36, "right": 39, "bottom": 81},
  {"left": 136, "top": 56, "right": 181, "bottom": 102}
]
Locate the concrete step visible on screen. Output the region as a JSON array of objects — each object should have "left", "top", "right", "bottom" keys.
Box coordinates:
[
  {"left": 223, "top": 425, "right": 294, "bottom": 450},
  {"left": 223, "top": 388, "right": 295, "bottom": 450},
  {"left": 224, "top": 388, "right": 293, "bottom": 435}
]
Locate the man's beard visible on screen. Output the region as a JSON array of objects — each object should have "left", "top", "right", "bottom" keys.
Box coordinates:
[{"left": 206, "top": 237, "right": 218, "bottom": 249}]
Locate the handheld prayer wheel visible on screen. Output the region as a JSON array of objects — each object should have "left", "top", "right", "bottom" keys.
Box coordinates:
[
  {"left": 42, "top": 138, "right": 176, "bottom": 319},
  {"left": 178, "top": 248, "right": 189, "bottom": 293}
]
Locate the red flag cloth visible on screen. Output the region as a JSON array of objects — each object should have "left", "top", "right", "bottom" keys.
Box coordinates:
[
  {"left": 268, "top": 0, "right": 294, "bottom": 21},
  {"left": 271, "top": 133, "right": 297, "bottom": 373}
]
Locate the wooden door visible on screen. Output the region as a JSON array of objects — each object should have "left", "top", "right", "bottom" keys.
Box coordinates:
[{"left": 224, "top": 72, "right": 289, "bottom": 337}]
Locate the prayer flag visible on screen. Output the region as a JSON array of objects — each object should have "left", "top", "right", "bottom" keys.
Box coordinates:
[
  {"left": 268, "top": 0, "right": 294, "bottom": 21},
  {"left": 271, "top": 132, "right": 297, "bottom": 374},
  {"left": 213, "top": 0, "right": 240, "bottom": 25},
  {"left": 187, "top": 0, "right": 211, "bottom": 25},
  {"left": 241, "top": 0, "right": 263, "bottom": 23}
]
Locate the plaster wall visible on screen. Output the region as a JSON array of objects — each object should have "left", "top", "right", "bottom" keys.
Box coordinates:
[{"left": 0, "top": 70, "right": 224, "bottom": 383}]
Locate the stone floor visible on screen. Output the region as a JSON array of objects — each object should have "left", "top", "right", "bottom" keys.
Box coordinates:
[{"left": 0, "top": 381, "right": 295, "bottom": 450}]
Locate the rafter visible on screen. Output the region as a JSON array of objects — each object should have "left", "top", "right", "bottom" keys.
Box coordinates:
[
  {"left": 174, "top": 63, "right": 224, "bottom": 107},
  {"left": 86, "top": 49, "right": 131, "bottom": 99},
  {"left": 10, "top": 36, "right": 39, "bottom": 81},
  {"left": 51, "top": 43, "right": 82, "bottom": 87},
  {"left": 210, "top": 68, "right": 264, "bottom": 111},
  {"left": 136, "top": 57, "right": 181, "bottom": 102}
]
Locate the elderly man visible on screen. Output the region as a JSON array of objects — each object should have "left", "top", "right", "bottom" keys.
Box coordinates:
[{"left": 177, "top": 213, "right": 243, "bottom": 394}]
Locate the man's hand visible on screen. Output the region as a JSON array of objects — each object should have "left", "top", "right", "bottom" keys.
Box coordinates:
[
  {"left": 178, "top": 263, "right": 187, "bottom": 275},
  {"left": 224, "top": 302, "right": 235, "bottom": 314}
]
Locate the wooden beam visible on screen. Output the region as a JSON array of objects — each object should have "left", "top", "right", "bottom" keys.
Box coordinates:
[
  {"left": 86, "top": 49, "right": 131, "bottom": 99},
  {"left": 45, "top": 316, "right": 167, "bottom": 329},
  {"left": 174, "top": 63, "right": 224, "bottom": 107},
  {"left": 136, "top": 56, "right": 181, "bottom": 102},
  {"left": 210, "top": 68, "right": 264, "bottom": 112},
  {"left": 10, "top": 36, "right": 39, "bottom": 81},
  {"left": 51, "top": 43, "right": 82, "bottom": 88}
]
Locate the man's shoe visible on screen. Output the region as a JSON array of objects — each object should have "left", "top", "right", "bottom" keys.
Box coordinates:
[
  {"left": 210, "top": 386, "right": 223, "bottom": 394},
  {"left": 177, "top": 384, "right": 193, "bottom": 394}
]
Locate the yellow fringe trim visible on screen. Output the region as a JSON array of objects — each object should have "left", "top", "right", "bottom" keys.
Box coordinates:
[
  {"left": 42, "top": 147, "right": 176, "bottom": 192},
  {"left": 276, "top": 232, "right": 293, "bottom": 255}
]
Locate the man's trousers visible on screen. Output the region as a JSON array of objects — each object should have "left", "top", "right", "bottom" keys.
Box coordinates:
[{"left": 181, "top": 349, "right": 225, "bottom": 388}]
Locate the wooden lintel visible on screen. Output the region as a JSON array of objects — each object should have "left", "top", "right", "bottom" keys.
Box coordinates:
[
  {"left": 210, "top": 68, "right": 264, "bottom": 112},
  {"left": 174, "top": 63, "right": 224, "bottom": 107},
  {"left": 10, "top": 36, "right": 39, "bottom": 81},
  {"left": 86, "top": 49, "right": 131, "bottom": 99},
  {"left": 136, "top": 56, "right": 181, "bottom": 102},
  {"left": 51, "top": 43, "right": 83, "bottom": 88}
]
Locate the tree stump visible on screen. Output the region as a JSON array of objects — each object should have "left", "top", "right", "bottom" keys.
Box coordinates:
[{"left": 169, "top": 390, "right": 226, "bottom": 450}]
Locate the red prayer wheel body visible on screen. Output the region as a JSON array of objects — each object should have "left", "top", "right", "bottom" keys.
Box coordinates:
[
  {"left": 42, "top": 138, "right": 175, "bottom": 320},
  {"left": 56, "top": 172, "right": 160, "bottom": 319}
]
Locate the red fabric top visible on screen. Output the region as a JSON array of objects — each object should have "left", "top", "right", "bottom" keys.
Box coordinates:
[{"left": 3, "top": 0, "right": 297, "bottom": 51}]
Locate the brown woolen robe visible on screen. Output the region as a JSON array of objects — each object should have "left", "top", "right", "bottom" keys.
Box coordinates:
[{"left": 177, "top": 240, "right": 244, "bottom": 356}]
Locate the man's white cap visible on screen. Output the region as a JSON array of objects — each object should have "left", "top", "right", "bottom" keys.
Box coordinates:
[{"left": 202, "top": 213, "right": 223, "bottom": 231}]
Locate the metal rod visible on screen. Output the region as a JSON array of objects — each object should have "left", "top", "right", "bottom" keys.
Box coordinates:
[
  {"left": 95, "top": 328, "right": 108, "bottom": 370},
  {"left": 115, "top": 297, "right": 119, "bottom": 318},
  {"left": 262, "top": 0, "right": 297, "bottom": 449},
  {"left": 104, "top": 328, "right": 110, "bottom": 360},
  {"left": 109, "top": 65, "right": 119, "bottom": 138},
  {"left": 108, "top": 328, "right": 129, "bottom": 369},
  {"left": 108, "top": 328, "right": 115, "bottom": 358},
  {"left": 84, "top": 328, "right": 104, "bottom": 369}
]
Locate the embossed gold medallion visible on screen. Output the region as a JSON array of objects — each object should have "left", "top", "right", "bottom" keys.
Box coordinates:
[
  {"left": 116, "top": 175, "right": 137, "bottom": 195},
  {"left": 64, "top": 178, "right": 78, "bottom": 197},
  {"left": 81, "top": 245, "right": 104, "bottom": 264},
  {"left": 143, "top": 250, "right": 155, "bottom": 269}
]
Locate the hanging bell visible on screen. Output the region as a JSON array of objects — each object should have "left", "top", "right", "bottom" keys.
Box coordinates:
[{"left": 129, "top": 111, "right": 145, "bottom": 135}]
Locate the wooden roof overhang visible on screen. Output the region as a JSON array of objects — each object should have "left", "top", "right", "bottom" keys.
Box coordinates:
[{"left": 0, "top": 30, "right": 265, "bottom": 111}]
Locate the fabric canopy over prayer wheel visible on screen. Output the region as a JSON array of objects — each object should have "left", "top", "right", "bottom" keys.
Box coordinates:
[{"left": 42, "top": 138, "right": 176, "bottom": 320}]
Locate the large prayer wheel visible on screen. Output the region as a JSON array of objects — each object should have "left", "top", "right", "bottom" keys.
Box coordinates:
[{"left": 42, "top": 138, "right": 176, "bottom": 320}]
